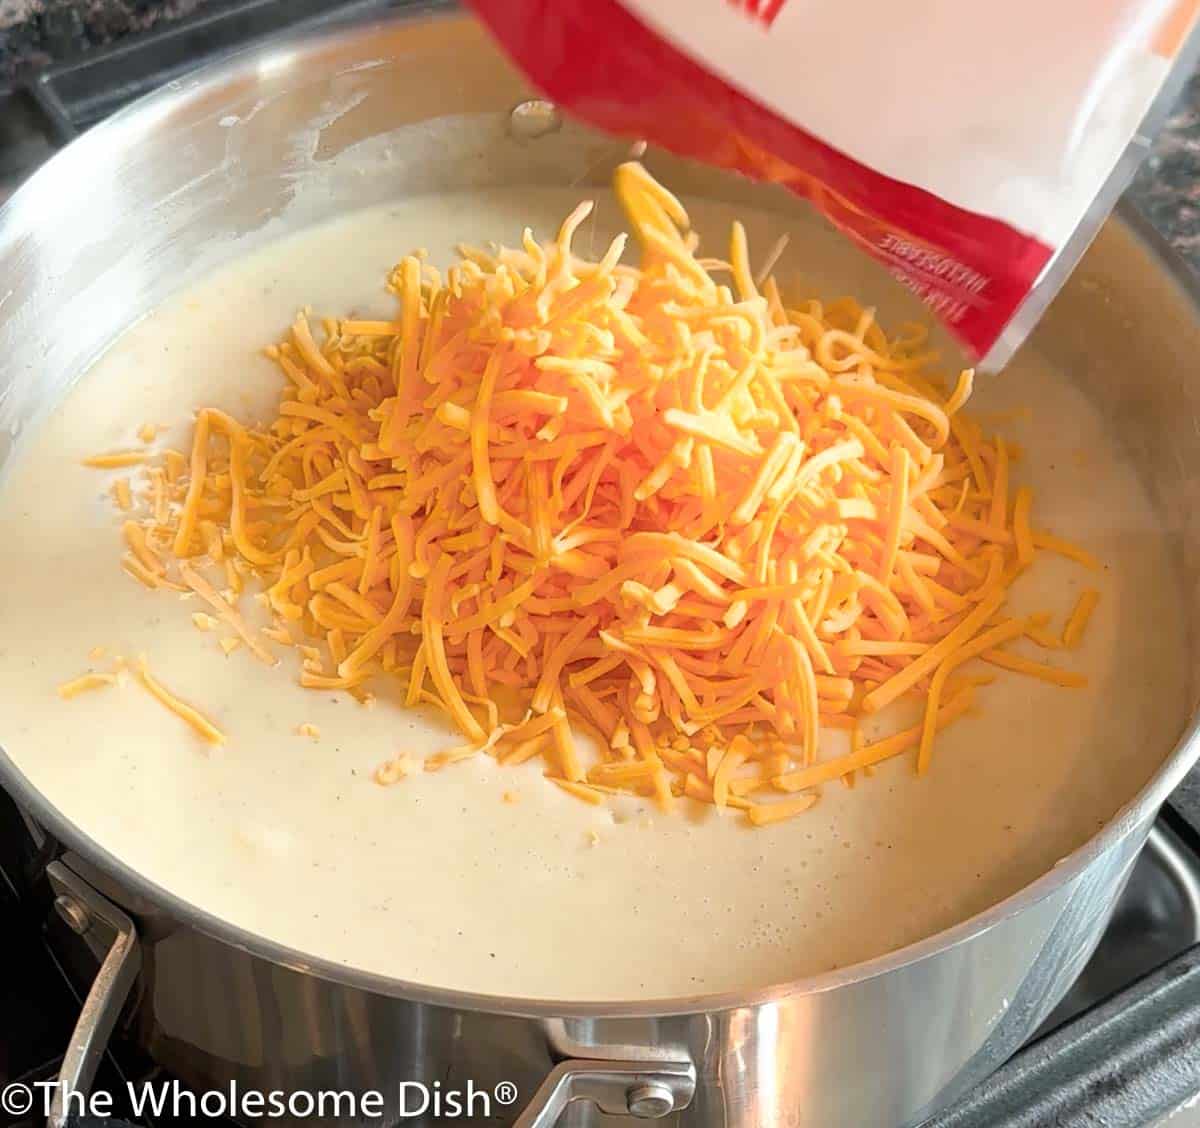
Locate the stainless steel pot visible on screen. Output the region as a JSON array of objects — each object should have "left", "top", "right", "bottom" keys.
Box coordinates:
[{"left": 1, "top": 9, "right": 1199, "bottom": 1127}]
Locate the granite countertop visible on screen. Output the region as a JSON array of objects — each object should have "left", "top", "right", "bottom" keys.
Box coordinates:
[
  {"left": 1132, "top": 68, "right": 1200, "bottom": 271},
  {"left": 0, "top": 0, "right": 219, "bottom": 81}
]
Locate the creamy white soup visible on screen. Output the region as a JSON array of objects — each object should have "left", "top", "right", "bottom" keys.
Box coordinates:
[{"left": 0, "top": 186, "right": 1187, "bottom": 1000}]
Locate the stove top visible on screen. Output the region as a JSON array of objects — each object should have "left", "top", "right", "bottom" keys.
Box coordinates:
[{"left": 1, "top": 3, "right": 1200, "bottom": 1126}]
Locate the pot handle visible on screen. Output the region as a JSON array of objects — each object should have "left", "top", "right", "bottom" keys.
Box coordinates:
[
  {"left": 513, "top": 1057, "right": 696, "bottom": 1126},
  {"left": 43, "top": 860, "right": 142, "bottom": 1128}
]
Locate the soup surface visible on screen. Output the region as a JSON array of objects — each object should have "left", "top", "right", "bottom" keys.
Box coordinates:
[{"left": 0, "top": 186, "right": 1188, "bottom": 1000}]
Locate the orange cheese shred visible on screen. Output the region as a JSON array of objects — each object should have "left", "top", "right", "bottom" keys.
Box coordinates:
[
  {"left": 1062, "top": 589, "right": 1101, "bottom": 649},
  {"left": 747, "top": 792, "right": 818, "bottom": 827},
  {"left": 83, "top": 450, "right": 147, "bottom": 469},
  {"left": 981, "top": 650, "right": 1089, "bottom": 687}
]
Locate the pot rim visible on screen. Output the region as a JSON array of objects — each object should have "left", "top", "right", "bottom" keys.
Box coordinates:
[{"left": 1, "top": 9, "right": 1198, "bottom": 1020}]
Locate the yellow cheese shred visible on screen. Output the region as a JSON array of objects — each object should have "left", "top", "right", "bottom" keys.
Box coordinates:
[
  {"left": 99, "top": 163, "right": 1099, "bottom": 823},
  {"left": 374, "top": 755, "right": 412, "bottom": 785},
  {"left": 134, "top": 659, "right": 225, "bottom": 745},
  {"left": 57, "top": 672, "right": 118, "bottom": 699},
  {"left": 112, "top": 477, "right": 133, "bottom": 511}
]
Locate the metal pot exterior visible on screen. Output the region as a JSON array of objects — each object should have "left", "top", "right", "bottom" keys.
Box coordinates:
[
  {"left": 53, "top": 818, "right": 1147, "bottom": 1127},
  {"left": 2, "top": 10, "right": 1199, "bottom": 1126}
]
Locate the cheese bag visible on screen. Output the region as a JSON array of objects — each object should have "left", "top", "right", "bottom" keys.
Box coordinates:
[{"left": 469, "top": 0, "right": 1200, "bottom": 369}]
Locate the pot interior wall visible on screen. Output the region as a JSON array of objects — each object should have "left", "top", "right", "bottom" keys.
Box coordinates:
[{"left": 1034, "top": 218, "right": 1200, "bottom": 703}]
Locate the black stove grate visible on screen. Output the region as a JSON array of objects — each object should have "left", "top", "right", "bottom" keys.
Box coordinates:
[
  {"left": 931, "top": 942, "right": 1200, "bottom": 1128},
  {"left": 24, "top": 0, "right": 425, "bottom": 142}
]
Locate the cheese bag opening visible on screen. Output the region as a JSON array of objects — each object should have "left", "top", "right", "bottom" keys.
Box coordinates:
[{"left": 468, "top": 0, "right": 1200, "bottom": 370}]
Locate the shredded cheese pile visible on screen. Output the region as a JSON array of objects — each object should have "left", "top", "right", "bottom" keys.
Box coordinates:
[{"left": 84, "top": 163, "right": 1102, "bottom": 825}]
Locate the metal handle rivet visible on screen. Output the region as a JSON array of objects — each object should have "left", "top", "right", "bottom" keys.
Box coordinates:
[
  {"left": 54, "top": 894, "right": 92, "bottom": 935},
  {"left": 509, "top": 99, "right": 561, "bottom": 140},
  {"left": 627, "top": 1083, "right": 674, "bottom": 1119}
]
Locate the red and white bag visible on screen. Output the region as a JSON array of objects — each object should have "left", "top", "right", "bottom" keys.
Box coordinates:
[{"left": 469, "top": 0, "right": 1200, "bottom": 368}]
